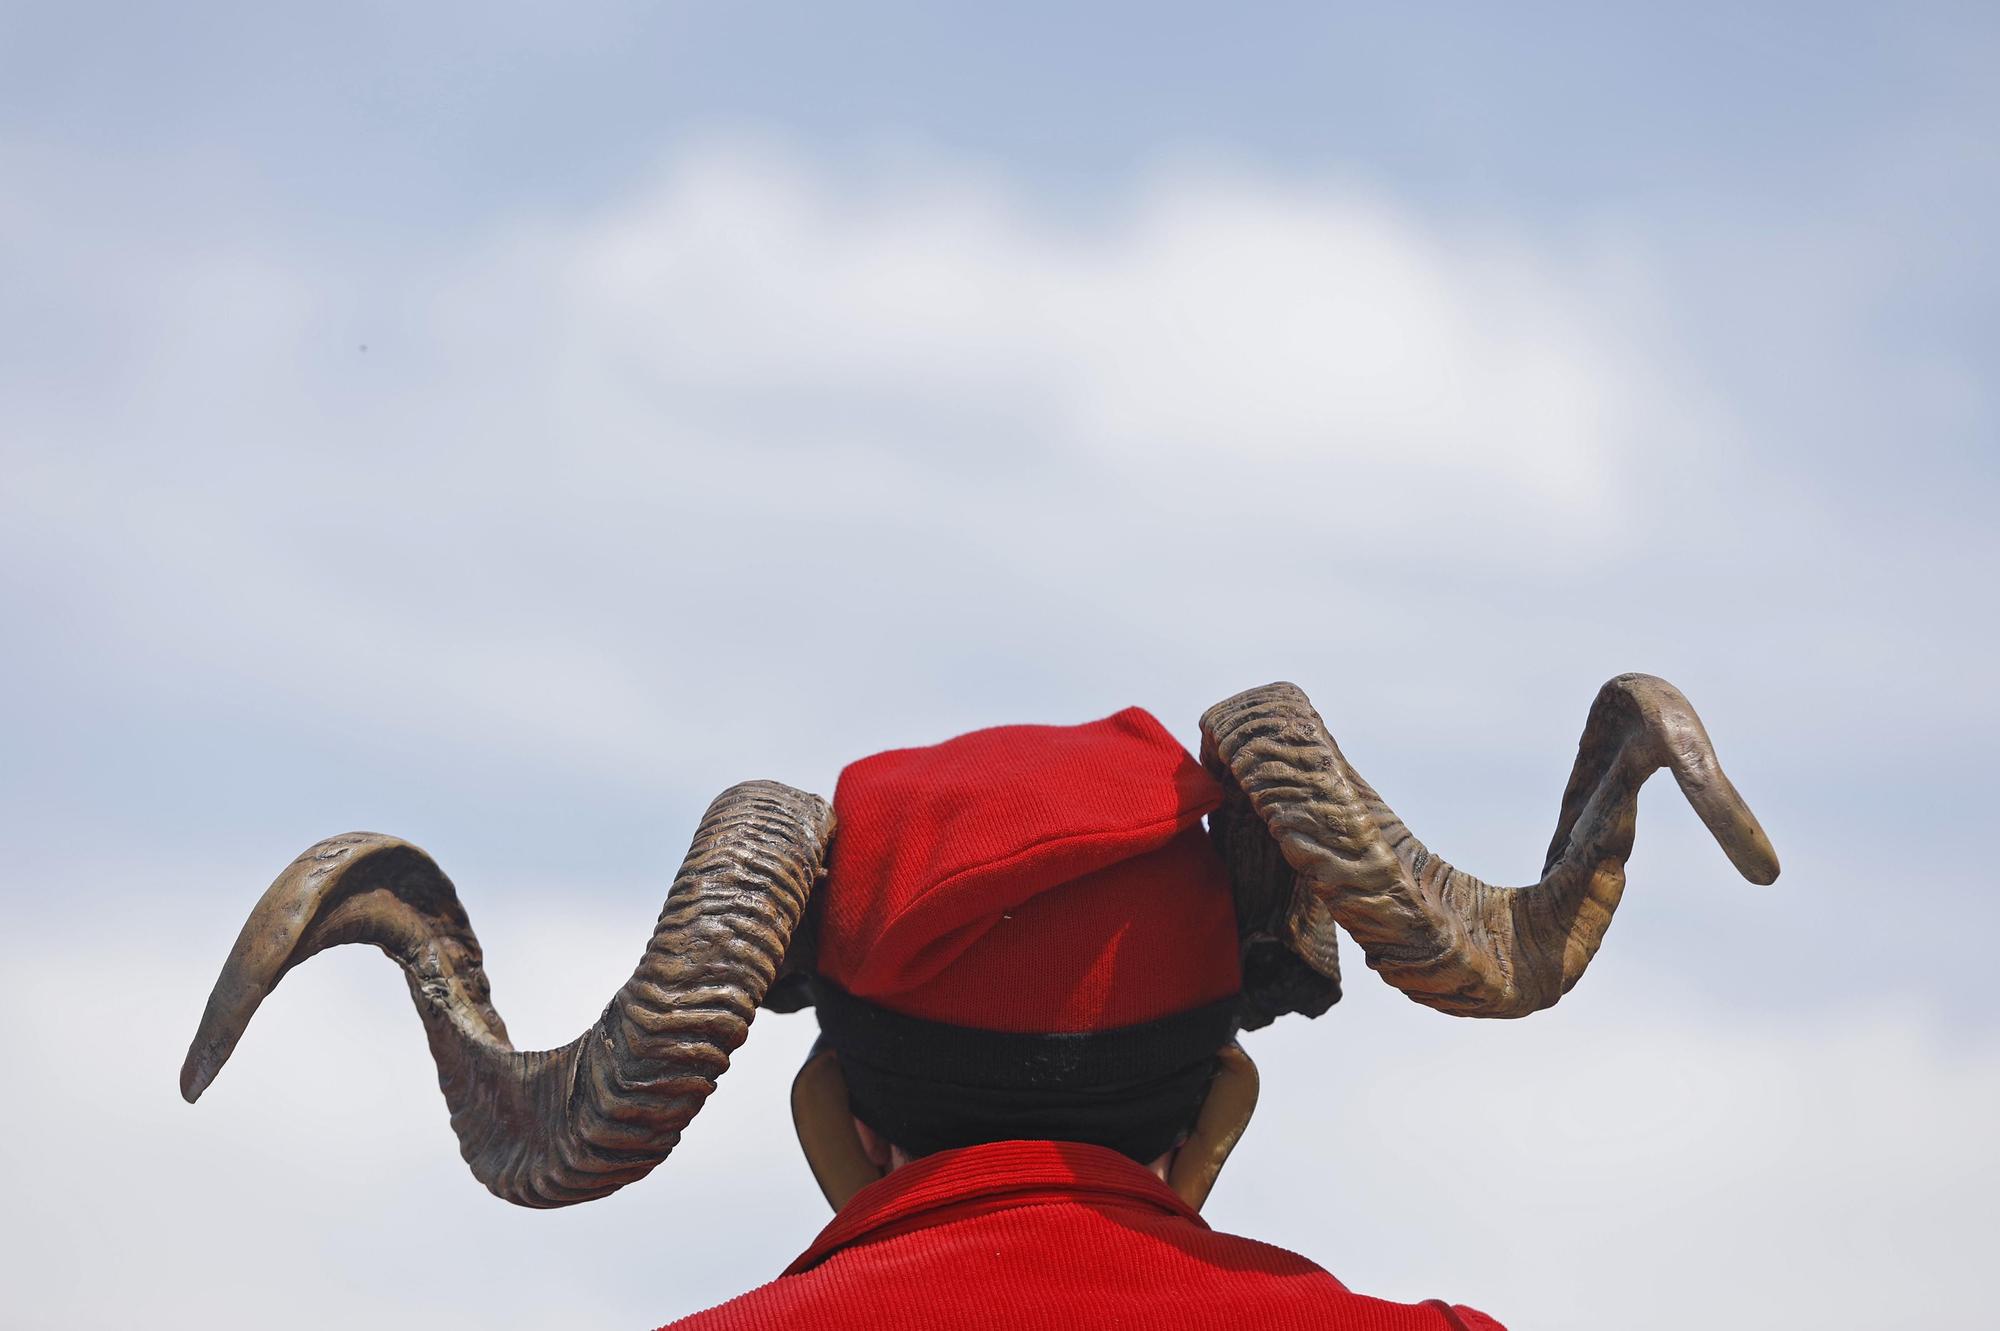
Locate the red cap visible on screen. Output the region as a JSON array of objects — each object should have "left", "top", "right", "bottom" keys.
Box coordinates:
[{"left": 816, "top": 706, "right": 1242, "bottom": 1033}]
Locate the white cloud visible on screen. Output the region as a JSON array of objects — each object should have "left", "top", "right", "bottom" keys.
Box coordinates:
[
  {"left": 534, "top": 145, "right": 1638, "bottom": 506},
  {"left": 1233, "top": 967, "right": 2000, "bottom": 1330},
  {"left": 0, "top": 134, "right": 1695, "bottom": 791}
]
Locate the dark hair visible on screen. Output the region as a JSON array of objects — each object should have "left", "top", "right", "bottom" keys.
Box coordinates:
[{"left": 814, "top": 978, "right": 1236, "bottom": 1163}]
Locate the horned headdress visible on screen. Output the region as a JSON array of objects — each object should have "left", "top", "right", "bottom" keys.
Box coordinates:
[{"left": 183, "top": 675, "right": 1779, "bottom": 1209}]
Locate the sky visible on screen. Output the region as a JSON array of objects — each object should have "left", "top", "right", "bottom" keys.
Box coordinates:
[{"left": 2, "top": 3, "right": 1996, "bottom": 1328}]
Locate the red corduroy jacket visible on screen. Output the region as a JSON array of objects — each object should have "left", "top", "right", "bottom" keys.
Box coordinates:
[{"left": 660, "top": 1140, "right": 1505, "bottom": 1330}]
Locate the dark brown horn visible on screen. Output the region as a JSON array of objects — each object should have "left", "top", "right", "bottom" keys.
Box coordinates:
[
  {"left": 181, "top": 780, "right": 833, "bottom": 1206},
  {"left": 1201, "top": 675, "right": 1778, "bottom": 1019}
]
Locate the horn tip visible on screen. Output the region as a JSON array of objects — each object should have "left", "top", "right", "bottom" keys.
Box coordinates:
[
  {"left": 179, "top": 1052, "right": 213, "bottom": 1103},
  {"left": 1729, "top": 836, "right": 1781, "bottom": 886},
  {"left": 180, "top": 1014, "right": 246, "bottom": 1104}
]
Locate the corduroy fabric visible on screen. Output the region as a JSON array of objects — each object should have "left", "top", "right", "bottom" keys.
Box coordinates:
[
  {"left": 659, "top": 1141, "right": 1506, "bottom": 1331},
  {"left": 817, "top": 706, "right": 1240, "bottom": 1032}
]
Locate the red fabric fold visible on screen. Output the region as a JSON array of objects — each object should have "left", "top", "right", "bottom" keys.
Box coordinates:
[{"left": 818, "top": 705, "right": 1239, "bottom": 1031}]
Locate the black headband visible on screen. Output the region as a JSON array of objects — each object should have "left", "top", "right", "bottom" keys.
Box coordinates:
[{"left": 813, "top": 978, "right": 1239, "bottom": 1164}]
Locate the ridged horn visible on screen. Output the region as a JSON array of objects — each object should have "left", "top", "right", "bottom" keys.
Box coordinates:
[
  {"left": 181, "top": 779, "right": 834, "bottom": 1206},
  {"left": 1201, "top": 675, "right": 1778, "bottom": 1018}
]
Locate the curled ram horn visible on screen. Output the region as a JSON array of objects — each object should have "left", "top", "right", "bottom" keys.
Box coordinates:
[
  {"left": 1202, "top": 675, "right": 1778, "bottom": 1019},
  {"left": 182, "top": 780, "right": 834, "bottom": 1207}
]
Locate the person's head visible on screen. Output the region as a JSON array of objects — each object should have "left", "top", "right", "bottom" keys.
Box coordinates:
[{"left": 787, "top": 707, "right": 1264, "bottom": 1210}]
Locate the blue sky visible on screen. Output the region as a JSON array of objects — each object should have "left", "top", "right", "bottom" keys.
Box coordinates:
[{"left": 3, "top": 5, "right": 1995, "bottom": 1328}]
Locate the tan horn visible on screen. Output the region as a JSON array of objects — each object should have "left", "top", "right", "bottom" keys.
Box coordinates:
[
  {"left": 1201, "top": 676, "right": 1778, "bottom": 1019},
  {"left": 182, "top": 780, "right": 833, "bottom": 1206}
]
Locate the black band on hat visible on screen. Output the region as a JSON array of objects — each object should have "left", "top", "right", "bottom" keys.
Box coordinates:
[{"left": 813, "top": 978, "right": 1239, "bottom": 1164}]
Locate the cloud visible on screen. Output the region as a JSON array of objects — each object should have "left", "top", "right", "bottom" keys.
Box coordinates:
[
  {"left": 1236, "top": 968, "right": 2000, "bottom": 1330},
  {"left": 0, "top": 134, "right": 1694, "bottom": 789},
  {"left": 536, "top": 144, "right": 1638, "bottom": 504}
]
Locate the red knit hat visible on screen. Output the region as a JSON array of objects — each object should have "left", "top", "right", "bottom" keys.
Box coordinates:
[{"left": 816, "top": 706, "right": 1242, "bottom": 1034}]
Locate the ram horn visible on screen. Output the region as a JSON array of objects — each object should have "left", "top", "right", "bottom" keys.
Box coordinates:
[
  {"left": 1201, "top": 675, "right": 1778, "bottom": 1019},
  {"left": 181, "top": 780, "right": 833, "bottom": 1206}
]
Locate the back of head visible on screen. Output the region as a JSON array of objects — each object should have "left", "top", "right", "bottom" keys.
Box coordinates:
[{"left": 810, "top": 706, "right": 1243, "bottom": 1164}]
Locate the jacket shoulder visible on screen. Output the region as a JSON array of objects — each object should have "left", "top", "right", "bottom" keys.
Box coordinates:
[
  {"left": 663, "top": 1281, "right": 1505, "bottom": 1331},
  {"left": 655, "top": 1280, "right": 795, "bottom": 1331},
  {"left": 660, "top": 1219, "right": 1507, "bottom": 1331},
  {"left": 1197, "top": 1228, "right": 1507, "bottom": 1331}
]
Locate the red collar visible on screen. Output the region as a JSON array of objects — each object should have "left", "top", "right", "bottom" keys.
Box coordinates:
[{"left": 786, "top": 1139, "right": 1208, "bottom": 1275}]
